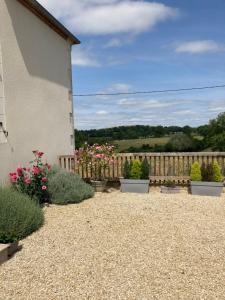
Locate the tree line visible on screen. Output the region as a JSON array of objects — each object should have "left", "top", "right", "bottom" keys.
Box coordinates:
[{"left": 75, "top": 112, "right": 225, "bottom": 152}]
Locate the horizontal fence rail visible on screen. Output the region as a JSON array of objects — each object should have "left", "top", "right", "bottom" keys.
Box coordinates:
[{"left": 59, "top": 152, "right": 225, "bottom": 183}]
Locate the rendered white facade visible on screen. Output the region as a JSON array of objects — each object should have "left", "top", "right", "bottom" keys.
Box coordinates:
[{"left": 0, "top": 0, "right": 79, "bottom": 182}]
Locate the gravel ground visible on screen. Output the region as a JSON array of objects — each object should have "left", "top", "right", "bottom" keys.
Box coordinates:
[{"left": 1, "top": 190, "right": 225, "bottom": 300}]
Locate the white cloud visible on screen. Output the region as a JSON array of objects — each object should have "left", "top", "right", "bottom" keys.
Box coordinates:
[
  {"left": 119, "top": 98, "right": 178, "bottom": 109},
  {"left": 39, "top": 0, "right": 177, "bottom": 35},
  {"left": 72, "top": 48, "right": 100, "bottom": 67},
  {"left": 172, "top": 109, "right": 194, "bottom": 115},
  {"left": 94, "top": 83, "right": 132, "bottom": 101},
  {"left": 104, "top": 38, "right": 124, "bottom": 48},
  {"left": 96, "top": 110, "right": 108, "bottom": 115},
  {"left": 104, "top": 35, "right": 135, "bottom": 48},
  {"left": 175, "top": 40, "right": 224, "bottom": 54},
  {"left": 107, "top": 83, "right": 132, "bottom": 93},
  {"left": 208, "top": 106, "right": 225, "bottom": 112}
]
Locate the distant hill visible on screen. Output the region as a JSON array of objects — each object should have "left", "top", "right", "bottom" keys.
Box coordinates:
[
  {"left": 75, "top": 124, "right": 208, "bottom": 152},
  {"left": 75, "top": 112, "right": 225, "bottom": 152},
  {"left": 75, "top": 125, "right": 199, "bottom": 145},
  {"left": 75, "top": 125, "right": 206, "bottom": 145}
]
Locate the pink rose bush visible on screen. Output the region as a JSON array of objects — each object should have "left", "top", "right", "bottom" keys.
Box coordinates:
[
  {"left": 9, "top": 150, "right": 51, "bottom": 204},
  {"left": 75, "top": 143, "right": 115, "bottom": 180}
]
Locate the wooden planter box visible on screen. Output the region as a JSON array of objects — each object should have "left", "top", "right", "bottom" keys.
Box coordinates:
[
  {"left": 191, "top": 181, "right": 224, "bottom": 197},
  {"left": 0, "top": 241, "right": 19, "bottom": 265},
  {"left": 120, "top": 179, "right": 150, "bottom": 193}
]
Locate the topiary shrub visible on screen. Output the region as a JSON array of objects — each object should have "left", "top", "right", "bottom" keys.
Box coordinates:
[
  {"left": 201, "top": 162, "right": 213, "bottom": 182},
  {"left": 212, "top": 161, "right": 223, "bottom": 182},
  {"left": 130, "top": 160, "right": 142, "bottom": 179},
  {"left": 0, "top": 187, "right": 44, "bottom": 244},
  {"left": 48, "top": 168, "right": 94, "bottom": 205},
  {"left": 190, "top": 162, "right": 202, "bottom": 181},
  {"left": 141, "top": 158, "right": 150, "bottom": 179},
  {"left": 123, "top": 160, "right": 131, "bottom": 179}
]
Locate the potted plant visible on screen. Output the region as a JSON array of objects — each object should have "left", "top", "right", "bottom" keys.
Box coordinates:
[
  {"left": 120, "top": 158, "right": 150, "bottom": 193},
  {"left": 190, "top": 161, "right": 224, "bottom": 197},
  {"left": 75, "top": 143, "right": 115, "bottom": 192},
  {"left": 161, "top": 179, "right": 181, "bottom": 194}
]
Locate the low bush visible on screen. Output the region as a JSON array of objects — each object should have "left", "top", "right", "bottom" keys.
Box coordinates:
[
  {"left": 201, "top": 162, "right": 213, "bottom": 182},
  {"left": 190, "top": 162, "right": 202, "bottom": 181},
  {"left": 123, "top": 160, "right": 131, "bottom": 179},
  {"left": 123, "top": 159, "right": 149, "bottom": 179},
  {"left": 0, "top": 187, "right": 44, "bottom": 244},
  {"left": 191, "top": 161, "right": 223, "bottom": 182},
  {"left": 48, "top": 168, "right": 94, "bottom": 205},
  {"left": 141, "top": 158, "right": 150, "bottom": 179},
  {"left": 130, "top": 160, "right": 142, "bottom": 179},
  {"left": 212, "top": 161, "right": 223, "bottom": 182}
]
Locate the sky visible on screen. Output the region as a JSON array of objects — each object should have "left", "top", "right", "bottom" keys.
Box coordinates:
[{"left": 39, "top": 0, "right": 225, "bottom": 129}]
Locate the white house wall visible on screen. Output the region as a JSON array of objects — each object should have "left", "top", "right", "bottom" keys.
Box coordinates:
[
  {"left": 0, "top": 44, "right": 6, "bottom": 144},
  {"left": 0, "top": 0, "right": 75, "bottom": 182}
]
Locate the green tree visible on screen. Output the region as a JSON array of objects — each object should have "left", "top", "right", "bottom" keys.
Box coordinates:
[
  {"left": 183, "top": 125, "right": 192, "bottom": 136},
  {"left": 197, "top": 125, "right": 209, "bottom": 137},
  {"left": 211, "top": 132, "right": 225, "bottom": 151},
  {"left": 207, "top": 112, "right": 225, "bottom": 151},
  {"left": 166, "top": 134, "right": 198, "bottom": 152}
]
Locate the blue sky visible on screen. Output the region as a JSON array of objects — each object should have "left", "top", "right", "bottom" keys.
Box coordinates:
[{"left": 39, "top": 0, "right": 225, "bottom": 129}]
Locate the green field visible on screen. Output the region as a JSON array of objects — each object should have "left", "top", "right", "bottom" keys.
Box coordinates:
[{"left": 113, "top": 137, "right": 170, "bottom": 151}]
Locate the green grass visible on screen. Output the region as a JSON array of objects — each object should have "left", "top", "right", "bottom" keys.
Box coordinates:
[
  {"left": 113, "top": 134, "right": 204, "bottom": 152},
  {"left": 113, "top": 137, "right": 170, "bottom": 152}
]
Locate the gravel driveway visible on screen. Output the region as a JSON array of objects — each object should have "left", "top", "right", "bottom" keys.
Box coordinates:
[{"left": 1, "top": 190, "right": 225, "bottom": 299}]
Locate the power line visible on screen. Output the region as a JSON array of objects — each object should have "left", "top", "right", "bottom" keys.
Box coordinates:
[{"left": 73, "top": 83, "right": 225, "bottom": 97}]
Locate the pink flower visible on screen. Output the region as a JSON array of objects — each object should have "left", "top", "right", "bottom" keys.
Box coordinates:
[
  {"left": 38, "top": 152, "right": 44, "bottom": 157},
  {"left": 33, "top": 166, "right": 39, "bottom": 175},
  {"left": 25, "top": 178, "right": 31, "bottom": 185},
  {"left": 41, "top": 177, "right": 47, "bottom": 183},
  {"left": 17, "top": 166, "right": 23, "bottom": 176},
  {"left": 9, "top": 174, "right": 17, "bottom": 183},
  {"left": 42, "top": 186, "right": 47, "bottom": 190}
]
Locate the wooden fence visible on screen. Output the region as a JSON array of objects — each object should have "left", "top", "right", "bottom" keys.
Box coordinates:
[{"left": 58, "top": 152, "right": 225, "bottom": 183}]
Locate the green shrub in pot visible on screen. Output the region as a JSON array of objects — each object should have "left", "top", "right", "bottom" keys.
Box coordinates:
[
  {"left": 130, "top": 160, "right": 142, "bottom": 179},
  {"left": 120, "top": 159, "right": 149, "bottom": 193},
  {"left": 190, "top": 162, "right": 202, "bottom": 181},
  {"left": 123, "top": 160, "right": 131, "bottom": 179},
  {"left": 212, "top": 161, "right": 223, "bottom": 182},
  {"left": 201, "top": 162, "right": 213, "bottom": 182},
  {"left": 190, "top": 161, "right": 223, "bottom": 197},
  {"left": 141, "top": 158, "right": 150, "bottom": 180}
]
